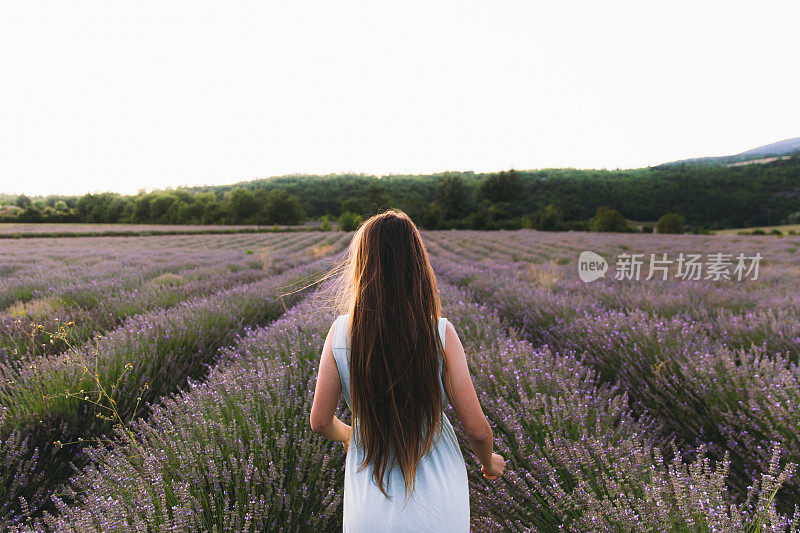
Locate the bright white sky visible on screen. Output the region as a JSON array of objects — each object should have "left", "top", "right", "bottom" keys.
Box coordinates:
[{"left": 1, "top": 0, "right": 798, "bottom": 196}]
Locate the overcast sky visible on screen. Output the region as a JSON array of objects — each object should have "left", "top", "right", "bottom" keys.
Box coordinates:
[{"left": 1, "top": 0, "right": 798, "bottom": 196}]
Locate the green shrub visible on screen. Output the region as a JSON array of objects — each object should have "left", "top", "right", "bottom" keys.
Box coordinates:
[
  {"left": 337, "top": 211, "right": 362, "bottom": 232},
  {"left": 319, "top": 215, "right": 332, "bottom": 232},
  {"left": 524, "top": 204, "right": 562, "bottom": 231},
  {"left": 591, "top": 206, "right": 628, "bottom": 232},
  {"left": 656, "top": 213, "right": 685, "bottom": 234}
]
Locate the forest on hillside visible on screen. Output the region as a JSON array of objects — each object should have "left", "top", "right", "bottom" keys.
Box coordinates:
[{"left": 2, "top": 154, "right": 800, "bottom": 231}]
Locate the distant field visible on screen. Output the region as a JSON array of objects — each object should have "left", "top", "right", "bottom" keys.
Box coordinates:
[
  {"left": 2, "top": 229, "right": 799, "bottom": 530},
  {"left": 714, "top": 223, "right": 800, "bottom": 235},
  {"left": 0, "top": 223, "right": 251, "bottom": 233},
  {"left": 726, "top": 155, "right": 792, "bottom": 167},
  {"left": 0, "top": 222, "right": 317, "bottom": 237}
]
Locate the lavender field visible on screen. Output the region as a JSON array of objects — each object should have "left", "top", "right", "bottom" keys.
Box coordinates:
[
  {"left": 2, "top": 229, "right": 799, "bottom": 532},
  {"left": 0, "top": 223, "right": 316, "bottom": 236}
]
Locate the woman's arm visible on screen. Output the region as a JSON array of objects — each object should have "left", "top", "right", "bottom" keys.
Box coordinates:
[
  {"left": 310, "top": 320, "right": 352, "bottom": 445},
  {"left": 442, "top": 321, "right": 505, "bottom": 479}
]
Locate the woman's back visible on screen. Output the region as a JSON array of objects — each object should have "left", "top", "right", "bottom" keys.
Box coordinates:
[{"left": 331, "top": 313, "right": 469, "bottom": 532}]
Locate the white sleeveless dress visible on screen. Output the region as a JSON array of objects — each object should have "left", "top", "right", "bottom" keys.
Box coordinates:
[{"left": 331, "top": 314, "right": 470, "bottom": 532}]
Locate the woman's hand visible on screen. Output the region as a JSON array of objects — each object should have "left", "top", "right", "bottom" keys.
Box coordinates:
[{"left": 481, "top": 453, "right": 506, "bottom": 480}]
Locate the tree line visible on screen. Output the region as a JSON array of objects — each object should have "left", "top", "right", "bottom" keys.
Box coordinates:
[{"left": 2, "top": 154, "right": 799, "bottom": 232}]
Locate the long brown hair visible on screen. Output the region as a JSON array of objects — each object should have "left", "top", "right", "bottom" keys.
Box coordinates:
[{"left": 327, "top": 209, "right": 448, "bottom": 502}]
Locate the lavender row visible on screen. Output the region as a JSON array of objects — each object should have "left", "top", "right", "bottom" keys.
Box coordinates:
[
  {"left": 425, "top": 230, "right": 800, "bottom": 321},
  {"left": 0, "top": 233, "right": 347, "bottom": 361},
  {"left": 428, "top": 241, "right": 800, "bottom": 361},
  {"left": 0, "top": 254, "right": 339, "bottom": 526},
  {"left": 461, "top": 255, "right": 798, "bottom": 359},
  {"left": 36, "top": 290, "right": 349, "bottom": 531},
  {"left": 429, "top": 251, "right": 800, "bottom": 511},
  {"left": 548, "top": 308, "right": 800, "bottom": 506},
  {"left": 437, "top": 282, "right": 797, "bottom": 531},
  {"left": 425, "top": 229, "right": 800, "bottom": 279},
  {"left": 0, "top": 231, "right": 319, "bottom": 309}
]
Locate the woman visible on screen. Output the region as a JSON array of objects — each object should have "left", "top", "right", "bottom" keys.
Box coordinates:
[{"left": 310, "top": 209, "right": 505, "bottom": 531}]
